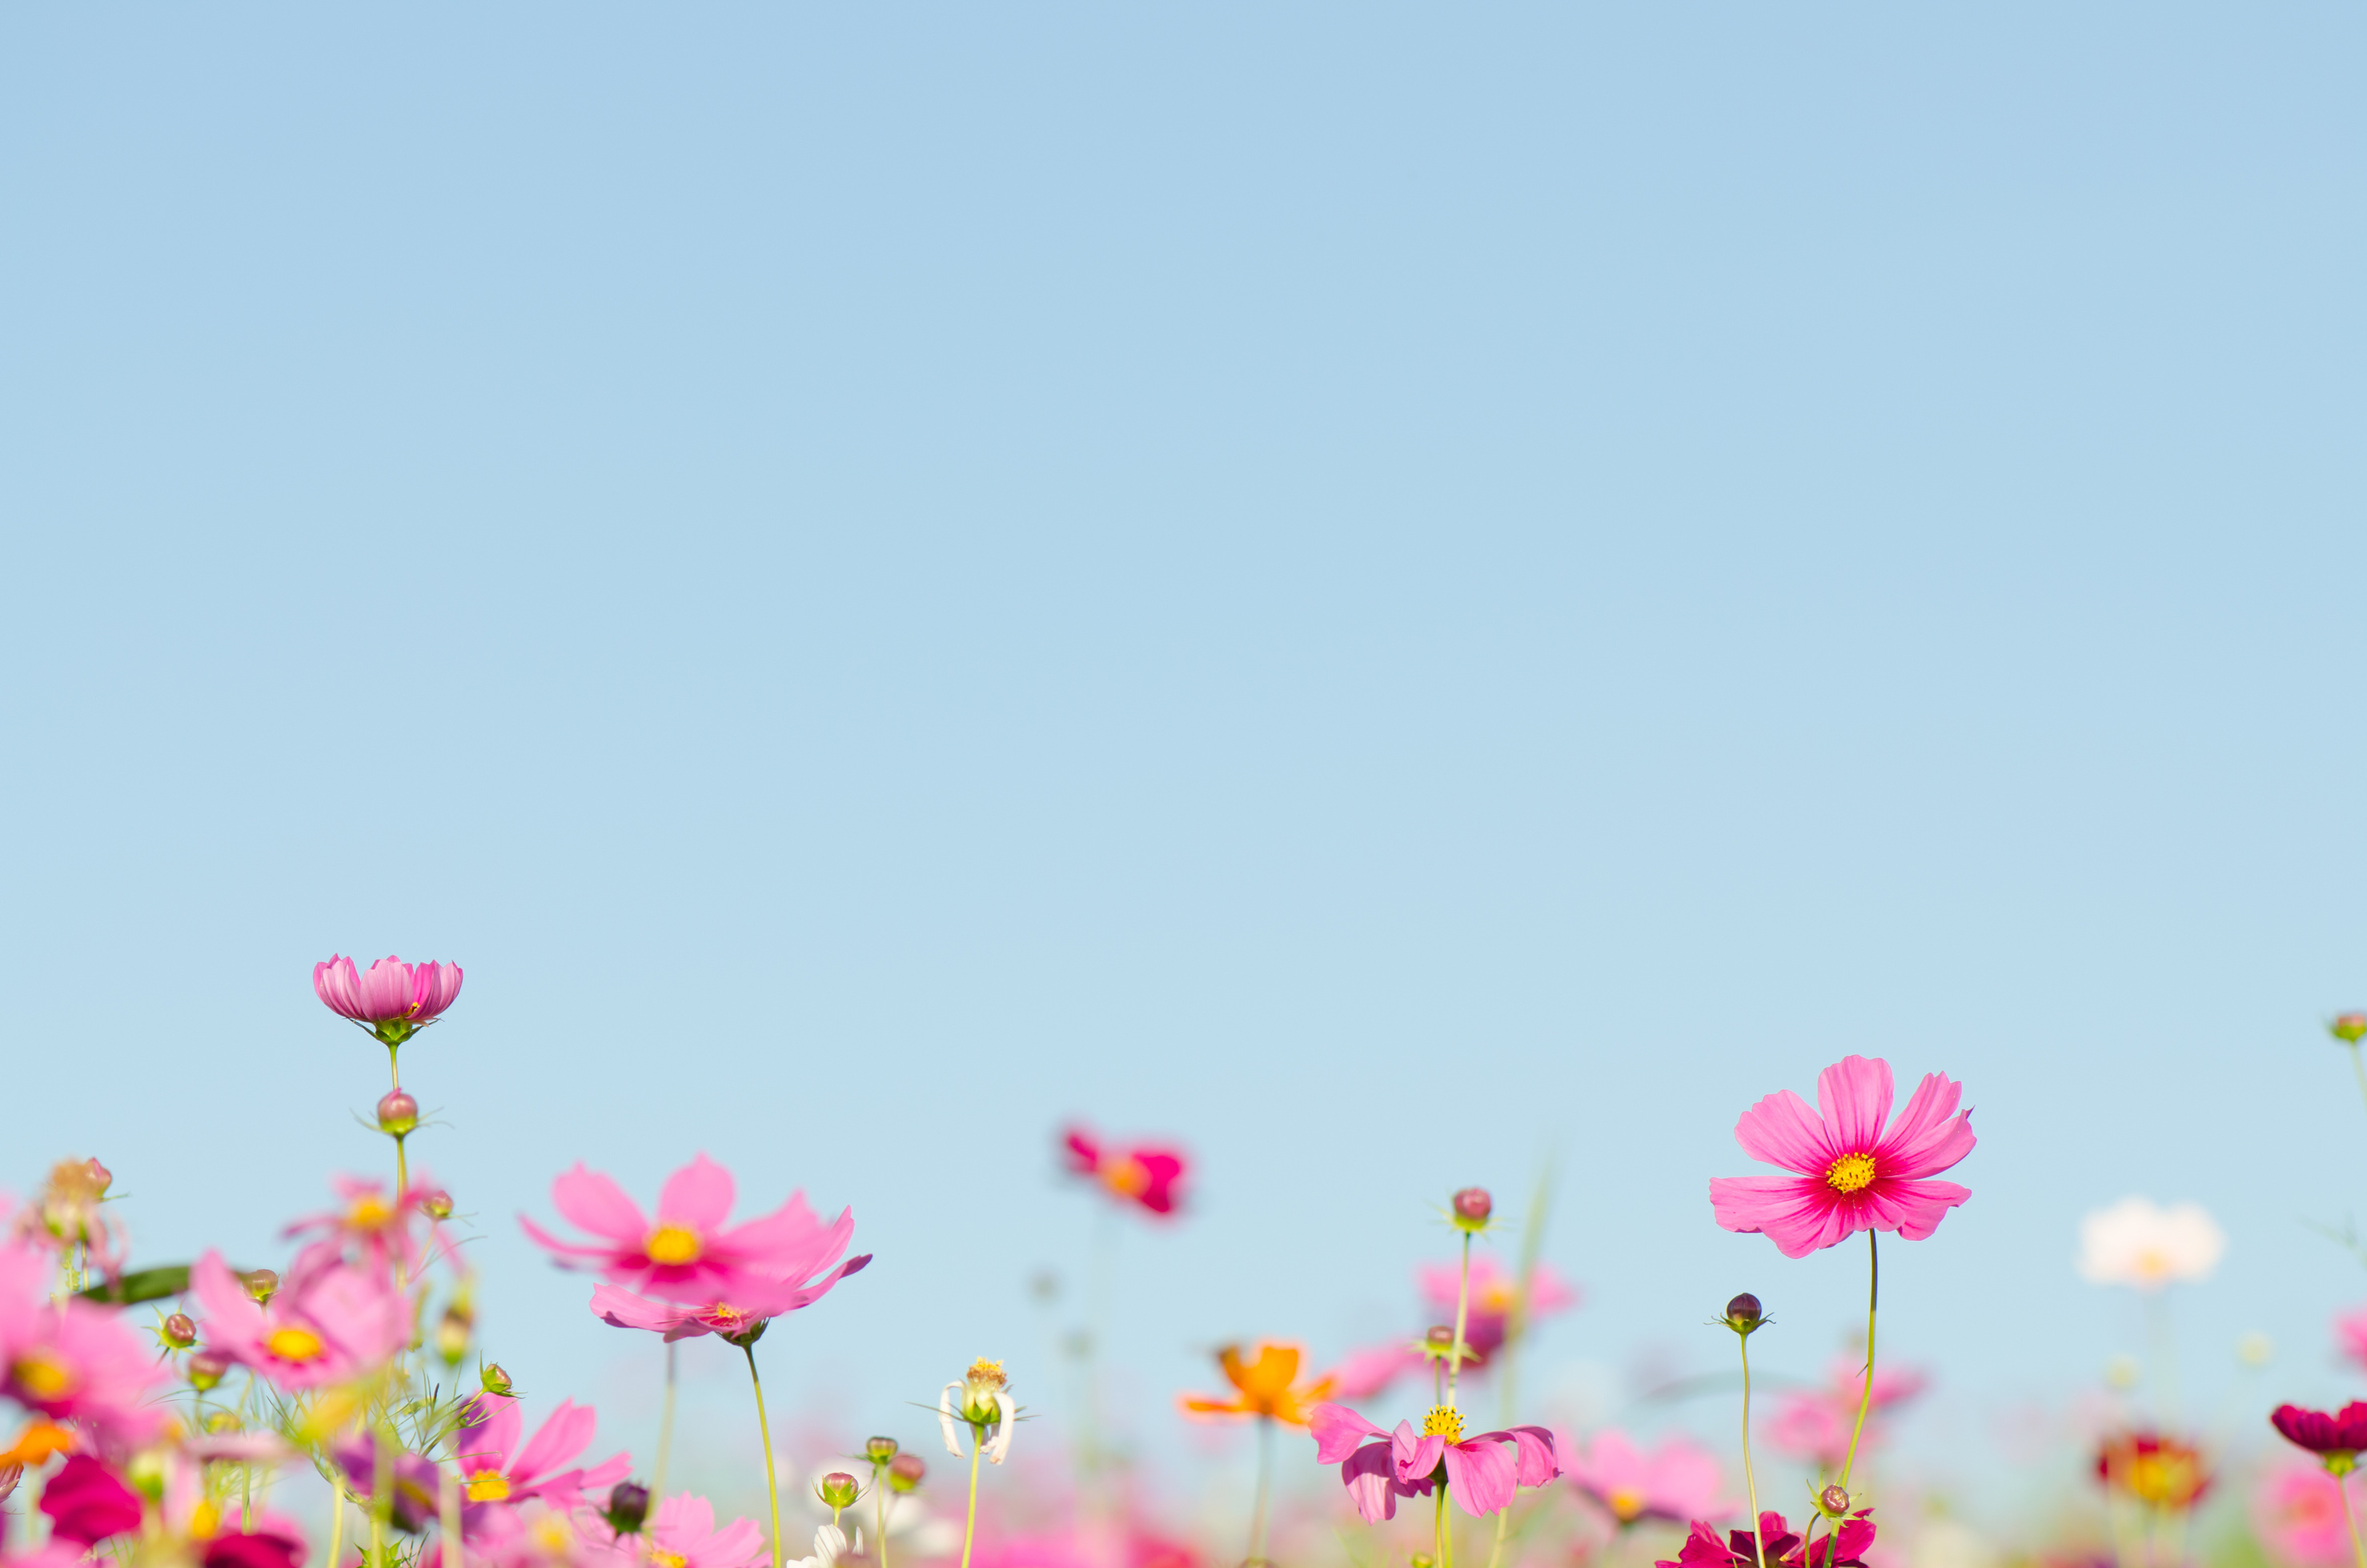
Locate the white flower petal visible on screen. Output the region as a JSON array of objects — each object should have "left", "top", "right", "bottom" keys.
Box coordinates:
[
  {"left": 939, "top": 1383, "right": 966, "bottom": 1458},
  {"left": 985, "top": 1390, "right": 1017, "bottom": 1465}
]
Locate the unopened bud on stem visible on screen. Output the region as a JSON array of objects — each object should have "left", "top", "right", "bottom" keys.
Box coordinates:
[
  {"left": 240, "top": 1269, "right": 279, "bottom": 1305},
  {"left": 1723, "top": 1293, "right": 1765, "bottom": 1335},
  {"left": 188, "top": 1349, "right": 230, "bottom": 1391},
  {"left": 421, "top": 1190, "right": 454, "bottom": 1221},
  {"left": 377, "top": 1090, "right": 419, "bottom": 1137},
  {"left": 2333, "top": 1013, "right": 2367, "bottom": 1045},
  {"left": 865, "top": 1437, "right": 899, "bottom": 1466},
  {"left": 818, "top": 1473, "right": 860, "bottom": 1511},
  {"left": 480, "top": 1362, "right": 515, "bottom": 1397},
  {"left": 604, "top": 1482, "right": 650, "bottom": 1535},
  {"left": 888, "top": 1454, "right": 925, "bottom": 1494},
  {"left": 162, "top": 1313, "right": 198, "bottom": 1349},
  {"left": 1818, "top": 1485, "right": 1851, "bottom": 1518},
  {"left": 1450, "top": 1188, "right": 1492, "bottom": 1230}
]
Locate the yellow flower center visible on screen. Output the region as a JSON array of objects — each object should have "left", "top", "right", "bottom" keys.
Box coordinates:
[
  {"left": 1421, "top": 1405, "right": 1464, "bottom": 1442},
  {"left": 708, "top": 1304, "right": 744, "bottom": 1326},
  {"left": 348, "top": 1195, "right": 394, "bottom": 1229},
  {"left": 12, "top": 1352, "right": 74, "bottom": 1401},
  {"left": 465, "top": 1470, "right": 512, "bottom": 1502},
  {"left": 1101, "top": 1158, "right": 1150, "bottom": 1198},
  {"left": 265, "top": 1326, "right": 325, "bottom": 1362},
  {"left": 1825, "top": 1153, "right": 1877, "bottom": 1194},
  {"left": 1607, "top": 1488, "right": 1646, "bottom": 1523},
  {"left": 650, "top": 1554, "right": 688, "bottom": 1568},
  {"left": 966, "top": 1358, "right": 1007, "bottom": 1391},
  {"left": 646, "top": 1226, "right": 701, "bottom": 1265}
]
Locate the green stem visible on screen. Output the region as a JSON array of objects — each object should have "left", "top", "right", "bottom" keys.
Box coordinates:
[
  {"left": 1434, "top": 1474, "right": 1452, "bottom": 1568},
  {"left": 960, "top": 1439, "right": 983, "bottom": 1568},
  {"left": 387, "top": 1042, "right": 401, "bottom": 1093},
  {"left": 371, "top": 1428, "right": 392, "bottom": 1568},
  {"left": 877, "top": 1466, "right": 891, "bottom": 1568},
  {"left": 1485, "top": 1497, "right": 1511, "bottom": 1568},
  {"left": 744, "top": 1345, "right": 782, "bottom": 1568},
  {"left": 1446, "top": 1231, "right": 1473, "bottom": 1411},
  {"left": 1835, "top": 1231, "right": 1877, "bottom": 1494},
  {"left": 1738, "top": 1333, "right": 1765, "bottom": 1568},
  {"left": 1247, "top": 1414, "right": 1274, "bottom": 1566},
  {"left": 2338, "top": 1464, "right": 2367, "bottom": 1568},
  {"left": 2348, "top": 1042, "right": 2367, "bottom": 1119},
  {"left": 652, "top": 1341, "right": 678, "bottom": 1518}
]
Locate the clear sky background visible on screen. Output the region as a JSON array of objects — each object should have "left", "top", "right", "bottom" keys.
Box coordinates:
[{"left": 5, "top": 1, "right": 2366, "bottom": 1542}]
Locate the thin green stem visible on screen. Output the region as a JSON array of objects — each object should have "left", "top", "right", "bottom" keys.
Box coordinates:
[
  {"left": 371, "top": 1428, "right": 392, "bottom": 1568},
  {"left": 1246, "top": 1414, "right": 1274, "bottom": 1566},
  {"left": 327, "top": 1483, "right": 347, "bottom": 1568},
  {"left": 651, "top": 1341, "right": 678, "bottom": 1518},
  {"left": 387, "top": 1043, "right": 401, "bottom": 1092},
  {"left": 2347, "top": 1043, "right": 2367, "bottom": 1119},
  {"left": 1434, "top": 1475, "right": 1452, "bottom": 1568},
  {"left": 744, "top": 1345, "right": 782, "bottom": 1568},
  {"left": 1737, "top": 1332, "right": 1766, "bottom": 1568},
  {"left": 1446, "top": 1231, "right": 1473, "bottom": 1412},
  {"left": 1835, "top": 1231, "right": 1878, "bottom": 1494},
  {"left": 876, "top": 1467, "right": 891, "bottom": 1568},
  {"left": 2338, "top": 1464, "right": 2367, "bottom": 1568},
  {"left": 1485, "top": 1497, "right": 1511, "bottom": 1568},
  {"left": 960, "top": 1439, "right": 983, "bottom": 1568}
]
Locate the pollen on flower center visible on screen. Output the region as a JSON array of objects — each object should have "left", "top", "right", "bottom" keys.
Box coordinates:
[
  {"left": 265, "top": 1326, "right": 325, "bottom": 1362},
  {"left": 466, "top": 1470, "right": 512, "bottom": 1502},
  {"left": 649, "top": 1554, "right": 688, "bottom": 1568},
  {"left": 1421, "top": 1405, "right": 1464, "bottom": 1442},
  {"left": 11, "top": 1353, "right": 74, "bottom": 1400},
  {"left": 1825, "top": 1152, "right": 1877, "bottom": 1194},
  {"left": 1607, "top": 1487, "right": 1645, "bottom": 1523},
  {"left": 1101, "top": 1158, "right": 1150, "bottom": 1198},
  {"left": 646, "top": 1225, "right": 702, "bottom": 1265},
  {"left": 189, "top": 1499, "right": 223, "bottom": 1540},
  {"left": 349, "top": 1195, "right": 394, "bottom": 1228}
]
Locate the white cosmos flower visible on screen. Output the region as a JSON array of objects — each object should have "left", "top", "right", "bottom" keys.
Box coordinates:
[
  {"left": 939, "top": 1359, "right": 1017, "bottom": 1465},
  {"left": 787, "top": 1524, "right": 849, "bottom": 1568},
  {"left": 2078, "top": 1197, "right": 2226, "bottom": 1289}
]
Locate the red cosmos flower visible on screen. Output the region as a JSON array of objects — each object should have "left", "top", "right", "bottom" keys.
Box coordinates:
[
  {"left": 1659, "top": 1511, "right": 1875, "bottom": 1568},
  {"left": 42, "top": 1454, "right": 143, "bottom": 1546},
  {"left": 1061, "top": 1126, "right": 1187, "bottom": 1217},
  {"left": 2096, "top": 1433, "right": 2210, "bottom": 1508},
  {"left": 2276, "top": 1404, "right": 2367, "bottom": 1471}
]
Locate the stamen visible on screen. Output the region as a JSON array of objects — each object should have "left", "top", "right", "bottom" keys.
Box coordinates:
[{"left": 1824, "top": 1152, "right": 1876, "bottom": 1194}]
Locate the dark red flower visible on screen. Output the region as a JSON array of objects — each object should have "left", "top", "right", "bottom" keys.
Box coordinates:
[
  {"left": 2273, "top": 1403, "right": 2367, "bottom": 1458},
  {"left": 1658, "top": 1511, "right": 1874, "bottom": 1568},
  {"left": 1061, "top": 1125, "right": 1187, "bottom": 1217},
  {"left": 2095, "top": 1433, "right": 2209, "bottom": 1509},
  {"left": 41, "top": 1454, "right": 142, "bottom": 1545},
  {"left": 202, "top": 1527, "right": 307, "bottom": 1568}
]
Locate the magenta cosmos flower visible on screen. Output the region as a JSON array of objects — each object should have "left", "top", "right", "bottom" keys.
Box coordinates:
[
  {"left": 1414, "top": 1256, "right": 1582, "bottom": 1364},
  {"left": 588, "top": 1249, "right": 870, "bottom": 1345},
  {"left": 452, "top": 1393, "right": 632, "bottom": 1511},
  {"left": 190, "top": 1249, "right": 407, "bottom": 1390},
  {"left": 1310, "top": 1402, "right": 1559, "bottom": 1520},
  {"left": 1661, "top": 1511, "right": 1874, "bottom": 1568},
  {"left": 1709, "top": 1056, "right": 1976, "bottom": 1258},
  {"left": 1566, "top": 1429, "right": 1728, "bottom": 1528},
  {"left": 314, "top": 954, "right": 464, "bottom": 1044},
  {"left": 2275, "top": 1403, "right": 2367, "bottom": 1466},
  {"left": 0, "top": 1242, "right": 170, "bottom": 1443},
  {"left": 644, "top": 1495, "right": 766, "bottom": 1568},
  {"left": 521, "top": 1155, "right": 861, "bottom": 1304},
  {"left": 1061, "top": 1126, "right": 1188, "bottom": 1217}
]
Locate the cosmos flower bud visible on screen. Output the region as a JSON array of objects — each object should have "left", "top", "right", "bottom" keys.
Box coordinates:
[
  {"left": 377, "top": 1091, "right": 419, "bottom": 1137},
  {"left": 1818, "top": 1484, "right": 1851, "bottom": 1517},
  {"left": 422, "top": 1190, "right": 455, "bottom": 1221},
  {"left": 603, "top": 1482, "right": 650, "bottom": 1534},
  {"left": 480, "top": 1362, "right": 515, "bottom": 1397},
  {"left": 84, "top": 1159, "right": 113, "bottom": 1196},
  {"left": 818, "top": 1473, "right": 861, "bottom": 1510},
  {"left": 240, "top": 1269, "right": 279, "bottom": 1305},
  {"left": 1723, "top": 1293, "right": 1764, "bottom": 1334},
  {"left": 162, "top": 1313, "right": 198, "bottom": 1349},
  {"left": 2334, "top": 1013, "right": 2367, "bottom": 1045},
  {"left": 889, "top": 1454, "right": 925, "bottom": 1493},
  {"left": 188, "top": 1349, "right": 231, "bottom": 1391},
  {"left": 865, "top": 1437, "right": 899, "bottom": 1466},
  {"left": 1451, "top": 1188, "right": 1493, "bottom": 1229},
  {"left": 435, "top": 1307, "right": 471, "bottom": 1365}
]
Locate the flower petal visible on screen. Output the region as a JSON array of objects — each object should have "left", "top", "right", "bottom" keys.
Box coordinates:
[
  {"left": 1340, "top": 1441, "right": 1400, "bottom": 1523},
  {"left": 550, "top": 1167, "right": 651, "bottom": 1245},
  {"left": 1874, "top": 1073, "right": 1975, "bottom": 1180},
  {"left": 938, "top": 1385, "right": 965, "bottom": 1458},
  {"left": 1731, "top": 1089, "right": 1836, "bottom": 1177},
  {"left": 1815, "top": 1057, "right": 1893, "bottom": 1156},
  {"left": 1866, "top": 1177, "right": 1971, "bottom": 1241},
  {"left": 1310, "top": 1404, "right": 1390, "bottom": 1465},
  {"left": 656, "top": 1155, "right": 736, "bottom": 1233},
  {"left": 1442, "top": 1438, "right": 1517, "bottom": 1516},
  {"left": 1710, "top": 1177, "right": 1859, "bottom": 1257}
]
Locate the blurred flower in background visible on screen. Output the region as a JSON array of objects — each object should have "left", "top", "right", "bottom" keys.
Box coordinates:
[
  {"left": 2253, "top": 1458, "right": 2367, "bottom": 1567},
  {"left": 2078, "top": 1199, "right": 2225, "bottom": 1290},
  {"left": 1059, "top": 1126, "right": 1188, "bottom": 1218},
  {"left": 1563, "top": 1428, "right": 1727, "bottom": 1528},
  {"left": 1765, "top": 1357, "right": 1931, "bottom": 1471}
]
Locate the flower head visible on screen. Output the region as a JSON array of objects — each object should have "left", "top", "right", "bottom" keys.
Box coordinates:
[
  {"left": 1310, "top": 1402, "right": 1560, "bottom": 1521},
  {"left": 1060, "top": 1127, "right": 1188, "bottom": 1218},
  {"left": 314, "top": 955, "right": 464, "bottom": 1045},
  {"left": 644, "top": 1494, "right": 768, "bottom": 1568},
  {"left": 14, "top": 1157, "right": 125, "bottom": 1274},
  {"left": 284, "top": 1175, "right": 443, "bottom": 1277},
  {"left": 1709, "top": 1057, "right": 1975, "bottom": 1258},
  {"left": 0, "top": 1242, "right": 169, "bottom": 1442},
  {"left": 2078, "top": 1199, "right": 2225, "bottom": 1291},
  {"left": 1414, "top": 1257, "right": 1581, "bottom": 1365},
  {"left": 522, "top": 1157, "right": 863, "bottom": 1305},
  {"left": 2254, "top": 1458, "right": 2367, "bottom": 1568},
  {"left": 1656, "top": 1511, "right": 1874, "bottom": 1568},
  {"left": 2276, "top": 1404, "right": 2367, "bottom": 1473},
  {"left": 588, "top": 1248, "right": 871, "bottom": 1347},
  {"left": 190, "top": 1249, "right": 407, "bottom": 1390},
  {"left": 1566, "top": 1429, "right": 1728, "bottom": 1528},
  {"left": 1179, "top": 1341, "right": 1336, "bottom": 1426},
  {"left": 452, "top": 1392, "right": 632, "bottom": 1513},
  {"left": 2096, "top": 1432, "right": 2209, "bottom": 1509},
  {"left": 941, "top": 1359, "right": 1018, "bottom": 1465},
  {"left": 41, "top": 1454, "right": 143, "bottom": 1546}
]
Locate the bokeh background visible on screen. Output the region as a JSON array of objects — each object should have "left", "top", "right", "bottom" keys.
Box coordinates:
[{"left": 6, "top": 1, "right": 2365, "bottom": 1541}]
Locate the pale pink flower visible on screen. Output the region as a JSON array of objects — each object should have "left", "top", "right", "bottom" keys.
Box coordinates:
[
  {"left": 1414, "top": 1257, "right": 1582, "bottom": 1363},
  {"left": 13, "top": 1158, "right": 125, "bottom": 1275},
  {"left": 189, "top": 1249, "right": 407, "bottom": 1390},
  {"left": 452, "top": 1394, "right": 631, "bottom": 1514},
  {"left": 520, "top": 1156, "right": 865, "bottom": 1305},
  {"left": 1310, "top": 1402, "right": 1560, "bottom": 1520},
  {"left": 644, "top": 1494, "right": 768, "bottom": 1568},
  {"left": 314, "top": 955, "right": 464, "bottom": 1039},
  {"left": 2254, "top": 1456, "right": 2367, "bottom": 1568},
  {"left": 1323, "top": 1343, "right": 1429, "bottom": 1402},
  {"left": 1565, "top": 1429, "right": 1728, "bottom": 1527},
  {"left": 588, "top": 1258, "right": 869, "bottom": 1344},
  {"left": 284, "top": 1175, "right": 443, "bottom": 1276},
  {"left": 1709, "top": 1056, "right": 1976, "bottom": 1258},
  {"left": 2335, "top": 1305, "right": 2367, "bottom": 1374},
  {"left": 0, "top": 1242, "right": 169, "bottom": 1442},
  {"left": 1764, "top": 1358, "right": 1928, "bottom": 1470}
]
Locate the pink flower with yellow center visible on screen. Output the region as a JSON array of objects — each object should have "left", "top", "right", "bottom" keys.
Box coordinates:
[
  {"left": 283, "top": 1175, "right": 443, "bottom": 1275},
  {"left": 588, "top": 1254, "right": 870, "bottom": 1345},
  {"left": 1565, "top": 1429, "right": 1728, "bottom": 1528},
  {"left": 1310, "top": 1402, "right": 1560, "bottom": 1521},
  {"left": 313, "top": 954, "right": 464, "bottom": 1045},
  {"left": 1765, "top": 1359, "right": 1928, "bottom": 1469},
  {"left": 1414, "top": 1257, "right": 1582, "bottom": 1364},
  {"left": 642, "top": 1494, "right": 767, "bottom": 1568},
  {"left": 1060, "top": 1127, "right": 1187, "bottom": 1217},
  {"left": 1708, "top": 1056, "right": 1976, "bottom": 1258},
  {"left": 0, "top": 1243, "right": 167, "bottom": 1442},
  {"left": 521, "top": 1157, "right": 856, "bottom": 1304},
  {"left": 188, "top": 1249, "right": 407, "bottom": 1390},
  {"left": 451, "top": 1393, "right": 632, "bottom": 1514}
]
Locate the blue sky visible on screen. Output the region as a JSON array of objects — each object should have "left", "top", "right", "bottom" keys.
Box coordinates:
[{"left": 4, "top": 1, "right": 2365, "bottom": 1534}]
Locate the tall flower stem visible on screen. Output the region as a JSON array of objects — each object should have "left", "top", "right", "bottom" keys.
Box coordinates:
[
  {"left": 1434, "top": 1474, "right": 1453, "bottom": 1568},
  {"left": 959, "top": 1438, "right": 983, "bottom": 1568},
  {"left": 371, "top": 1427, "right": 393, "bottom": 1568},
  {"left": 1446, "top": 1230, "right": 1474, "bottom": 1412},
  {"left": 1246, "top": 1413, "right": 1274, "bottom": 1566},
  {"left": 876, "top": 1471, "right": 892, "bottom": 1568},
  {"left": 438, "top": 1458, "right": 463, "bottom": 1568},
  {"left": 1485, "top": 1498, "right": 1512, "bottom": 1568},
  {"left": 326, "top": 1485, "right": 347, "bottom": 1568},
  {"left": 651, "top": 1341, "right": 679, "bottom": 1517},
  {"left": 743, "top": 1345, "right": 783, "bottom": 1568},
  {"left": 2337, "top": 1464, "right": 2367, "bottom": 1568},
  {"left": 1835, "top": 1230, "right": 1878, "bottom": 1494},
  {"left": 2345, "top": 1040, "right": 2367, "bottom": 1119},
  {"left": 1737, "top": 1332, "right": 1766, "bottom": 1568}
]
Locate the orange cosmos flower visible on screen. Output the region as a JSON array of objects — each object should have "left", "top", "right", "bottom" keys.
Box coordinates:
[{"left": 1178, "top": 1341, "right": 1334, "bottom": 1426}]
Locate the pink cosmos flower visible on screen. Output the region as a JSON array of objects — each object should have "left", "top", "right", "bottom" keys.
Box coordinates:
[
  {"left": 441, "top": 1499, "right": 634, "bottom": 1568},
  {"left": 1061, "top": 1126, "right": 1188, "bottom": 1217},
  {"left": 452, "top": 1394, "right": 632, "bottom": 1513},
  {"left": 1414, "top": 1257, "right": 1582, "bottom": 1364},
  {"left": 1324, "top": 1342, "right": 1430, "bottom": 1403},
  {"left": 1709, "top": 1056, "right": 1976, "bottom": 1258},
  {"left": 314, "top": 955, "right": 464, "bottom": 1039},
  {"left": 2254, "top": 1457, "right": 2367, "bottom": 1568},
  {"left": 0, "top": 1243, "right": 169, "bottom": 1442},
  {"left": 588, "top": 1258, "right": 870, "bottom": 1345},
  {"left": 41, "top": 1454, "right": 144, "bottom": 1545},
  {"left": 1566, "top": 1429, "right": 1728, "bottom": 1527},
  {"left": 1310, "top": 1402, "right": 1560, "bottom": 1520},
  {"left": 2334, "top": 1306, "right": 2367, "bottom": 1375},
  {"left": 1765, "top": 1358, "right": 1928, "bottom": 1470},
  {"left": 162, "top": 1434, "right": 309, "bottom": 1568},
  {"left": 520, "top": 1157, "right": 860, "bottom": 1305},
  {"left": 1659, "top": 1511, "right": 1874, "bottom": 1568},
  {"left": 644, "top": 1494, "right": 768, "bottom": 1568},
  {"left": 190, "top": 1249, "right": 407, "bottom": 1390},
  {"left": 284, "top": 1175, "right": 443, "bottom": 1277}
]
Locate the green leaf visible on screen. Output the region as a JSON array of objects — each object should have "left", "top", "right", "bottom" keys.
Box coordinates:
[{"left": 78, "top": 1264, "right": 192, "bottom": 1305}]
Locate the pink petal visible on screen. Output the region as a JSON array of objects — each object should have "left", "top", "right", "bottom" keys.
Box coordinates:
[
  {"left": 1310, "top": 1403, "right": 1390, "bottom": 1465},
  {"left": 1709, "top": 1177, "right": 1859, "bottom": 1258},
  {"left": 509, "top": 1402, "right": 595, "bottom": 1487},
  {"left": 1874, "top": 1073, "right": 1975, "bottom": 1179},
  {"left": 1815, "top": 1057, "right": 1893, "bottom": 1155},
  {"left": 1340, "top": 1442, "right": 1401, "bottom": 1523},
  {"left": 1443, "top": 1438, "right": 1517, "bottom": 1516},
  {"left": 715, "top": 1195, "right": 842, "bottom": 1279},
  {"left": 358, "top": 957, "right": 415, "bottom": 1020},
  {"left": 455, "top": 1395, "right": 522, "bottom": 1473},
  {"left": 1731, "top": 1089, "right": 1835, "bottom": 1177},
  {"left": 550, "top": 1166, "right": 652, "bottom": 1245},
  {"left": 1502, "top": 1426, "right": 1561, "bottom": 1487},
  {"left": 313, "top": 957, "right": 364, "bottom": 1020},
  {"left": 1392, "top": 1425, "right": 1446, "bottom": 1484},
  {"left": 653, "top": 1495, "right": 716, "bottom": 1549},
  {"left": 590, "top": 1284, "right": 683, "bottom": 1333},
  {"left": 411, "top": 962, "right": 464, "bottom": 1020},
  {"left": 656, "top": 1155, "right": 735, "bottom": 1233},
  {"left": 1867, "top": 1177, "right": 1972, "bottom": 1240},
  {"left": 705, "top": 1517, "right": 766, "bottom": 1568},
  {"left": 189, "top": 1252, "right": 265, "bottom": 1356},
  {"left": 519, "top": 1214, "right": 626, "bottom": 1265}
]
